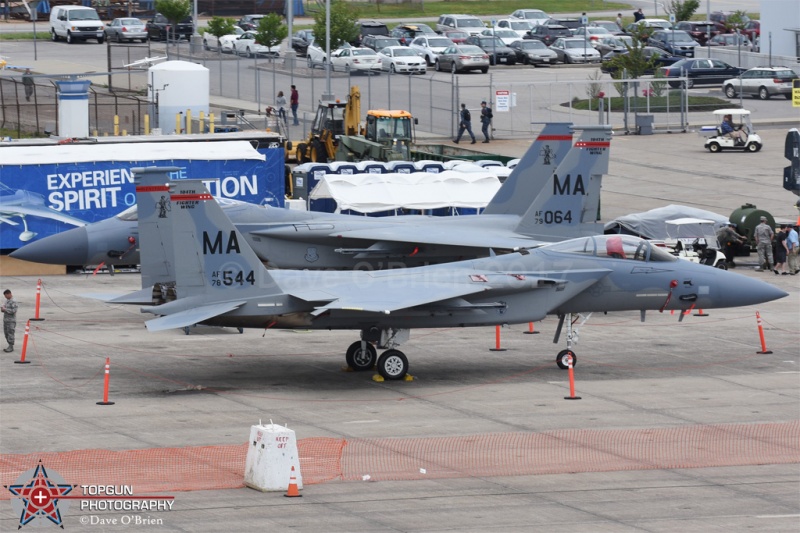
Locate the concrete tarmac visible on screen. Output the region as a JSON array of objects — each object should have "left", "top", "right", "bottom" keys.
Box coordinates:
[{"left": 1, "top": 126, "right": 799, "bottom": 532}]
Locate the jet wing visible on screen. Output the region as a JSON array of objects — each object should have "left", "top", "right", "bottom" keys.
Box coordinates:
[
  {"left": 327, "top": 226, "right": 538, "bottom": 252},
  {"left": 0, "top": 206, "right": 87, "bottom": 227},
  {"left": 300, "top": 282, "right": 492, "bottom": 316},
  {"left": 144, "top": 301, "right": 246, "bottom": 332}
]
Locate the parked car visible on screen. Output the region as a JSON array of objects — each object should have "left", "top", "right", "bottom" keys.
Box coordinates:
[
  {"left": 624, "top": 19, "right": 671, "bottom": 40},
  {"left": 672, "top": 21, "right": 720, "bottom": 45},
  {"left": 408, "top": 35, "right": 455, "bottom": 66},
  {"left": 722, "top": 66, "right": 798, "bottom": 100},
  {"left": 707, "top": 33, "right": 751, "bottom": 48},
  {"left": 203, "top": 26, "right": 244, "bottom": 52},
  {"left": 237, "top": 14, "right": 264, "bottom": 31},
  {"left": 291, "top": 29, "right": 314, "bottom": 56},
  {"left": 50, "top": 5, "right": 104, "bottom": 44},
  {"left": 105, "top": 17, "right": 147, "bottom": 43},
  {"left": 377, "top": 46, "right": 427, "bottom": 74},
  {"left": 742, "top": 20, "right": 760, "bottom": 42},
  {"left": 709, "top": 11, "right": 750, "bottom": 28},
  {"left": 434, "top": 44, "right": 489, "bottom": 73},
  {"left": 659, "top": 58, "right": 744, "bottom": 88},
  {"left": 306, "top": 43, "right": 328, "bottom": 68},
  {"left": 589, "top": 20, "right": 623, "bottom": 35},
  {"left": 524, "top": 24, "right": 572, "bottom": 46},
  {"left": 510, "top": 9, "right": 549, "bottom": 26},
  {"left": 232, "top": 31, "right": 280, "bottom": 57},
  {"left": 353, "top": 20, "right": 390, "bottom": 46},
  {"left": 330, "top": 47, "right": 382, "bottom": 74},
  {"left": 572, "top": 26, "right": 613, "bottom": 46},
  {"left": 495, "top": 19, "right": 533, "bottom": 38},
  {"left": 594, "top": 35, "right": 633, "bottom": 56},
  {"left": 436, "top": 14, "right": 486, "bottom": 37},
  {"left": 147, "top": 13, "right": 192, "bottom": 42},
  {"left": 543, "top": 18, "right": 582, "bottom": 34},
  {"left": 508, "top": 39, "right": 557, "bottom": 66},
  {"left": 549, "top": 37, "right": 601, "bottom": 64},
  {"left": 647, "top": 30, "right": 698, "bottom": 57},
  {"left": 361, "top": 35, "right": 401, "bottom": 51},
  {"left": 391, "top": 23, "right": 435, "bottom": 45},
  {"left": 480, "top": 28, "right": 520, "bottom": 46},
  {"left": 627, "top": 18, "right": 672, "bottom": 30},
  {"left": 465, "top": 35, "right": 517, "bottom": 65},
  {"left": 442, "top": 29, "right": 469, "bottom": 44},
  {"left": 600, "top": 46, "right": 681, "bottom": 75}
]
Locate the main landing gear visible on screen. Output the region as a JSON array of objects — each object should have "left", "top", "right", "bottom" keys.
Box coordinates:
[
  {"left": 553, "top": 313, "right": 591, "bottom": 369},
  {"left": 345, "top": 328, "right": 411, "bottom": 381}
]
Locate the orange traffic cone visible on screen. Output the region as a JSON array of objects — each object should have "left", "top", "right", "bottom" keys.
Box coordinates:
[{"left": 284, "top": 465, "right": 302, "bottom": 498}]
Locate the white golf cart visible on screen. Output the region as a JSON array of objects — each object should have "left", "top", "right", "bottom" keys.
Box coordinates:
[
  {"left": 701, "top": 109, "right": 762, "bottom": 153},
  {"left": 660, "top": 218, "right": 728, "bottom": 269}
]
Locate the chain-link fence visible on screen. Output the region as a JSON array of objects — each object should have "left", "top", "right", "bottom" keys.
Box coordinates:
[
  {"left": 6, "top": 37, "right": 743, "bottom": 141},
  {"left": 0, "top": 76, "right": 152, "bottom": 137}
]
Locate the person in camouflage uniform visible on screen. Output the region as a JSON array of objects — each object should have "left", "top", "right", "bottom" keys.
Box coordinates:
[{"left": 2, "top": 289, "right": 18, "bottom": 352}]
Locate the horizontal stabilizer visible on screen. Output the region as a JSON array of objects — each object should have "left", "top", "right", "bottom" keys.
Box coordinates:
[
  {"left": 88, "top": 287, "right": 155, "bottom": 305},
  {"left": 144, "top": 301, "right": 245, "bottom": 332}
]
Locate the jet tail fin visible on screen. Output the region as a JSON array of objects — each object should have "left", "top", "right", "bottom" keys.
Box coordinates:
[
  {"left": 158, "top": 179, "right": 282, "bottom": 300},
  {"left": 482, "top": 123, "right": 574, "bottom": 216},
  {"left": 514, "top": 126, "right": 612, "bottom": 240},
  {"left": 134, "top": 167, "right": 181, "bottom": 288}
]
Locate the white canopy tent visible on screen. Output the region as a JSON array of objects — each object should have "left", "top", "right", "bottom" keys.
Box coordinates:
[{"left": 308, "top": 170, "right": 502, "bottom": 213}]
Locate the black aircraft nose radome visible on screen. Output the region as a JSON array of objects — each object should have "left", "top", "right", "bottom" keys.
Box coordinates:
[{"left": 10, "top": 226, "right": 89, "bottom": 265}]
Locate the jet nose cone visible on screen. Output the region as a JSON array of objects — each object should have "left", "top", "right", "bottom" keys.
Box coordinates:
[
  {"left": 10, "top": 226, "right": 89, "bottom": 265},
  {"left": 702, "top": 270, "right": 789, "bottom": 308}
]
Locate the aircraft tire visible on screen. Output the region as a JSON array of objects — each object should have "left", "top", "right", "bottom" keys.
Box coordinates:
[
  {"left": 556, "top": 349, "right": 576, "bottom": 370},
  {"left": 346, "top": 341, "right": 377, "bottom": 371},
  {"left": 377, "top": 349, "right": 408, "bottom": 380}
]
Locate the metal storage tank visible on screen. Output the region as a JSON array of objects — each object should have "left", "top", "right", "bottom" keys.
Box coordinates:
[
  {"left": 730, "top": 203, "right": 774, "bottom": 245},
  {"left": 148, "top": 61, "right": 209, "bottom": 134}
]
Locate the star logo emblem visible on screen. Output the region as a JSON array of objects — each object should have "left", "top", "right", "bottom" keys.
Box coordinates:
[{"left": 5, "top": 461, "right": 76, "bottom": 529}]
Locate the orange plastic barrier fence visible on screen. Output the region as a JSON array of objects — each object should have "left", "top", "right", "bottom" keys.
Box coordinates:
[{"left": 1, "top": 422, "right": 797, "bottom": 496}]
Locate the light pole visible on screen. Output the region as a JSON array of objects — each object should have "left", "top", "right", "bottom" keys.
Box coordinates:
[{"left": 324, "top": 0, "right": 333, "bottom": 101}]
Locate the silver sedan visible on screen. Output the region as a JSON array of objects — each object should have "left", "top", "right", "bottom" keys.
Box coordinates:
[
  {"left": 105, "top": 18, "right": 148, "bottom": 43},
  {"left": 378, "top": 46, "right": 427, "bottom": 74},
  {"left": 434, "top": 44, "right": 489, "bottom": 74}
]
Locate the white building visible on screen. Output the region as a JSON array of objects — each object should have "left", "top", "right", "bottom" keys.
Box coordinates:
[{"left": 760, "top": 0, "right": 800, "bottom": 59}]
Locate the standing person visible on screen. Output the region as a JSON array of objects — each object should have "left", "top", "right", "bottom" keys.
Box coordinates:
[
  {"left": 634, "top": 8, "right": 645, "bottom": 22},
  {"left": 773, "top": 225, "right": 787, "bottom": 275},
  {"left": 786, "top": 223, "right": 799, "bottom": 274},
  {"left": 615, "top": 13, "right": 623, "bottom": 31},
  {"left": 453, "top": 103, "right": 475, "bottom": 144},
  {"left": 716, "top": 222, "right": 746, "bottom": 267},
  {"left": 479, "top": 100, "right": 492, "bottom": 143},
  {"left": 22, "top": 69, "right": 34, "bottom": 102},
  {"left": 754, "top": 216, "right": 774, "bottom": 271},
  {"left": 276, "top": 90, "right": 287, "bottom": 125},
  {"left": 2, "top": 289, "right": 17, "bottom": 353},
  {"left": 290, "top": 85, "right": 299, "bottom": 125}
]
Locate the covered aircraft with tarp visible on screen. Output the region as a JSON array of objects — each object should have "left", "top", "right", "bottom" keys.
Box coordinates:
[{"left": 604, "top": 204, "right": 730, "bottom": 240}]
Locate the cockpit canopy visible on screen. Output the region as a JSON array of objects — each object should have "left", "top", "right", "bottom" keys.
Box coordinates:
[{"left": 544, "top": 235, "right": 678, "bottom": 262}]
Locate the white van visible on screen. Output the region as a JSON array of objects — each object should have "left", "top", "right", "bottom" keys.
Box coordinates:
[{"left": 50, "top": 6, "right": 105, "bottom": 44}]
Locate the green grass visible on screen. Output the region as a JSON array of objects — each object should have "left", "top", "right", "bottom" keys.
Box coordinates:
[
  {"left": 0, "top": 32, "right": 51, "bottom": 40},
  {"left": 308, "top": 1, "right": 632, "bottom": 19},
  {"left": 572, "top": 93, "right": 735, "bottom": 113},
  {"left": 0, "top": 127, "right": 45, "bottom": 139}
]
